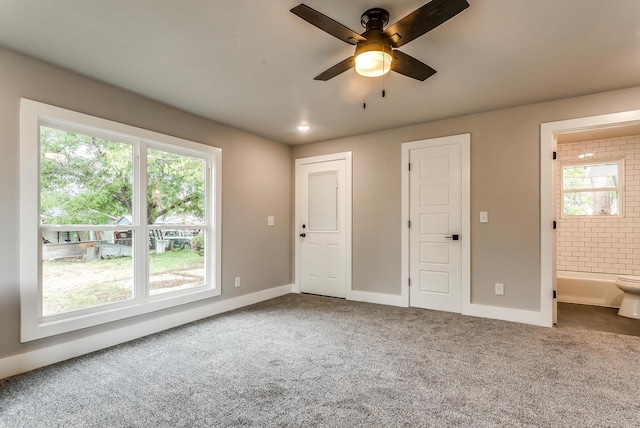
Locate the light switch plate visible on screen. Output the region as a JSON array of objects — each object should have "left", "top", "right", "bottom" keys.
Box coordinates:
[
  {"left": 267, "top": 216, "right": 275, "bottom": 226},
  {"left": 480, "top": 211, "right": 488, "bottom": 223}
]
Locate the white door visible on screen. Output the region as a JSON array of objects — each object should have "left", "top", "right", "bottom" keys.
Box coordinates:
[
  {"left": 409, "top": 143, "right": 463, "bottom": 312},
  {"left": 295, "top": 154, "right": 351, "bottom": 298}
]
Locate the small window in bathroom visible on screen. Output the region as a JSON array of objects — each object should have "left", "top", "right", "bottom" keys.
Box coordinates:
[{"left": 561, "top": 159, "right": 623, "bottom": 216}]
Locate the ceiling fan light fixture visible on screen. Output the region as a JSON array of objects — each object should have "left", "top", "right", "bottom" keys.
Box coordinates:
[
  {"left": 291, "top": 2, "right": 469, "bottom": 81},
  {"left": 355, "top": 50, "right": 392, "bottom": 77}
]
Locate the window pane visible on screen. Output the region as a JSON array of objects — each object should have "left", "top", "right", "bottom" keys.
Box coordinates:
[
  {"left": 562, "top": 162, "right": 618, "bottom": 190},
  {"left": 147, "top": 149, "right": 205, "bottom": 225},
  {"left": 308, "top": 171, "right": 338, "bottom": 231},
  {"left": 563, "top": 191, "right": 619, "bottom": 216},
  {"left": 148, "top": 232, "right": 205, "bottom": 296},
  {"left": 40, "top": 126, "right": 133, "bottom": 225},
  {"left": 42, "top": 230, "right": 134, "bottom": 316}
]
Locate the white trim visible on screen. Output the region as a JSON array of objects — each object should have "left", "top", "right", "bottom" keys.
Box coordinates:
[
  {"left": 464, "top": 303, "right": 550, "bottom": 327},
  {"left": 460, "top": 139, "right": 471, "bottom": 315},
  {"left": 19, "top": 98, "right": 223, "bottom": 341},
  {"left": 347, "top": 290, "right": 407, "bottom": 307},
  {"left": 295, "top": 152, "right": 353, "bottom": 166},
  {"left": 294, "top": 152, "right": 352, "bottom": 298},
  {"left": 401, "top": 145, "right": 410, "bottom": 306},
  {"left": 401, "top": 134, "right": 471, "bottom": 312},
  {"left": 0, "top": 284, "right": 293, "bottom": 380},
  {"left": 540, "top": 109, "right": 640, "bottom": 328}
]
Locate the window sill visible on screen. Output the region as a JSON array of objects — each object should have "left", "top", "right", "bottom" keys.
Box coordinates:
[{"left": 22, "top": 286, "right": 220, "bottom": 342}]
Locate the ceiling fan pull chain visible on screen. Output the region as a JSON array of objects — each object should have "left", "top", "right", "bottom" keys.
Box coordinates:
[
  {"left": 382, "top": 45, "right": 386, "bottom": 98},
  {"left": 382, "top": 62, "right": 386, "bottom": 97}
]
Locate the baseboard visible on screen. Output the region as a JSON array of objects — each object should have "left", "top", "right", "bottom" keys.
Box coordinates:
[
  {"left": 0, "top": 284, "right": 293, "bottom": 380},
  {"left": 463, "top": 303, "right": 552, "bottom": 327},
  {"left": 299, "top": 286, "right": 549, "bottom": 326},
  {"left": 557, "top": 297, "right": 620, "bottom": 309},
  {"left": 347, "top": 289, "right": 408, "bottom": 307}
]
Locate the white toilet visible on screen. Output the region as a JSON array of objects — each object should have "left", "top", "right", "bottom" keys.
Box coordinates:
[{"left": 615, "top": 275, "right": 640, "bottom": 319}]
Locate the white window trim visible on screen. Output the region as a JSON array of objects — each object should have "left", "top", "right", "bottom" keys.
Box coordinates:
[
  {"left": 560, "top": 158, "right": 624, "bottom": 218},
  {"left": 20, "top": 99, "right": 222, "bottom": 342}
]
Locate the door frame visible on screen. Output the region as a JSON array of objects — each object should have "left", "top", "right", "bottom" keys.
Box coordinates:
[
  {"left": 540, "top": 110, "right": 640, "bottom": 326},
  {"left": 294, "top": 152, "right": 352, "bottom": 296},
  {"left": 401, "top": 134, "right": 471, "bottom": 310}
]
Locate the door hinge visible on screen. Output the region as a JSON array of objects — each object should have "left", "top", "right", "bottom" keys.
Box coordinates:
[
  {"left": 553, "top": 151, "right": 557, "bottom": 160},
  {"left": 408, "top": 220, "right": 411, "bottom": 228},
  {"left": 553, "top": 220, "right": 557, "bottom": 230},
  {"left": 553, "top": 290, "right": 557, "bottom": 299},
  {"left": 408, "top": 163, "right": 412, "bottom": 171},
  {"left": 408, "top": 278, "right": 411, "bottom": 286}
]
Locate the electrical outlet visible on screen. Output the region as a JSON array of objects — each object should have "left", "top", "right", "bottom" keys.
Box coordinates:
[
  {"left": 235, "top": 277, "right": 241, "bottom": 288},
  {"left": 495, "top": 283, "right": 504, "bottom": 296}
]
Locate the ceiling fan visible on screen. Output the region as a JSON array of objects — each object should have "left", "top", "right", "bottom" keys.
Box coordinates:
[{"left": 291, "top": 0, "right": 469, "bottom": 81}]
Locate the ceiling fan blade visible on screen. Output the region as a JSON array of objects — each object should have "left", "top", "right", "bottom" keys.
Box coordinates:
[
  {"left": 391, "top": 50, "right": 436, "bottom": 81},
  {"left": 314, "top": 57, "right": 355, "bottom": 81},
  {"left": 291, "top": 4, "right": 366, "bottom": 46},
  {"left": 384, "top": 0, "right": 469, "bottom": 48}
]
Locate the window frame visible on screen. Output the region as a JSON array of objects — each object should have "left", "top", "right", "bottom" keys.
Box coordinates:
[
  {"left": 560, "top": 158, "right": 624, "bottom": 218},
  {"left": 20, "top": 99, "right": 222, "bottom": 342}
]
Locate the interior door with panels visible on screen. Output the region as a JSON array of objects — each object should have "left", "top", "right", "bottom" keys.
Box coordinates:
[
  {"left": 409, "top": 142, "right": 463, "bottom": 312},
  {"left": 295, "top": 154, "right": 351, "bottom": 299}
]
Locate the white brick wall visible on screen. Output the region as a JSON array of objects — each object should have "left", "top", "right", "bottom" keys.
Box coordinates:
[{"left": 556, "top": 135, "right": 640, "bottom": 275}]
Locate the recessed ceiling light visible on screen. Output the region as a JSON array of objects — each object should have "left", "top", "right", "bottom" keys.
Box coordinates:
[{"left": 296, "top": 125, "right": 311, "bottom": 132}]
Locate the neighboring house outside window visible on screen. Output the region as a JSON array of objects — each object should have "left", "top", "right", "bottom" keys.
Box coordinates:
[{"left": 20, "top": 99, "right": 222, "bottom": 341}]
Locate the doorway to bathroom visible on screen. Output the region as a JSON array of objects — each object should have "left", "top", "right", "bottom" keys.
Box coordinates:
[{"left": 541, "top": 111, "right": 640, "bottom": 335}]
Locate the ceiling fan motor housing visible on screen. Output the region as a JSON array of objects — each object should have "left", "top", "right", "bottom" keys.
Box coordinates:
[
  {"left": 357, "top": 8, "right": 393, "bottom": 61},
  {"left": 360, "top": 8, "right": 389, "bottom": 30},
  {"left": 355, "top": 31, "right": 393, "bottom": 58}
]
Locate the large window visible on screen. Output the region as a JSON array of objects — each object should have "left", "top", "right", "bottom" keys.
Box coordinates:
[
  {"left": 561, "top": 159, "right": 623, "bottom": 217},
  {"left": 20, "top": 99, "right": 221, "bottom": 341}
]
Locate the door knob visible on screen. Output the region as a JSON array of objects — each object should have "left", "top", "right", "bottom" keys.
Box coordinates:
[
  {"left": 445, "top": 234, "right": 460, "bottom": 240},
  {"left": 300, "top": 233, "right": 306, "bottom": 237}
]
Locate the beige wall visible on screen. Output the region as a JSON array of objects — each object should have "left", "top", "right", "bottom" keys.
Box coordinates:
[
  {"left": 3, "top": 42, "right": 640, "bottom": 361},
  {"left": 0, "top": 46, "right": 292, "bottom": 359},
  {"left": 293, "top": 85, "right": 640, "bottom": 311},
  {"left": 557, "top": 135, "right": 640, "bottom": 275}
]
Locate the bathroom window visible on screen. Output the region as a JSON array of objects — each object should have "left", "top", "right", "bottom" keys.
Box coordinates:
[{"left": 561, "top": 159, "right": 623, "bottom": 217}]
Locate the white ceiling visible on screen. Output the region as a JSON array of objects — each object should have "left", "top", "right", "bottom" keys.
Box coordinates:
[{"left": 1, "top": 0, "right": 640, "bottom": 145}]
